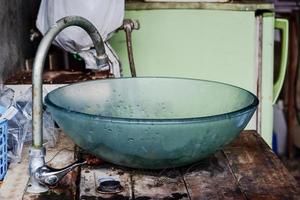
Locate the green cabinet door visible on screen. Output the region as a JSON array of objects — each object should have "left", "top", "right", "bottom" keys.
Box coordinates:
[{"left": 110, "top": 9, "right": 274, "bottom": 145}]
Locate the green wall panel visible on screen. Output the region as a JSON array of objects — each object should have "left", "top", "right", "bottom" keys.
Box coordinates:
[
  {"left": 110, "top": 9, "right": 256, "bottom": 92},
  {"left": 110, "top": 9, "right": 275, "bottom": 145}
]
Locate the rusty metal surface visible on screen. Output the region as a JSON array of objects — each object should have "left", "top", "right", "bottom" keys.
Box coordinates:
[
  {"left": 84, "top": 154, "right": 105, "bottom": 166},
  {"left": 5, "top": 70, "right": 111, "bottom": 85}
]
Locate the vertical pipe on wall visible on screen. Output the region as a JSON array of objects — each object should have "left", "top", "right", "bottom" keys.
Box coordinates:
[{"left": 255, "top": 14, "right": 263, "bottom": 135}]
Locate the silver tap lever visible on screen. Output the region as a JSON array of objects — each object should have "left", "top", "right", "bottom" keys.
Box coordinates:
[{"left": 35, "top": 160, "right": 87, "bottom": 186}]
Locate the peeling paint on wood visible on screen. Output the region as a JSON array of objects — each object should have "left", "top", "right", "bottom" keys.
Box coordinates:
[
  {"left": 183, "top": 152, "right": 246, "bottom": 200},
  {"left": 132, "top": 168, "right": 189, "bottom": 199},
  {"left": 223, "top": 131, "right": 300, "bottom": 200},
  {"left": 125, "top": 0, "right": 274, "bottom": 11}
]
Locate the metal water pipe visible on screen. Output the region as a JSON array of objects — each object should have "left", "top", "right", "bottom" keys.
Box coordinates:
[{"left": 28, "top": 16, "right": 109, "bottom": 193}]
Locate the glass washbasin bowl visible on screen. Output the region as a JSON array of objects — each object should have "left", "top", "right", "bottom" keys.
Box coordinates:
[{"left": 45, "top": 77, "right": 258, "bottom": 169}]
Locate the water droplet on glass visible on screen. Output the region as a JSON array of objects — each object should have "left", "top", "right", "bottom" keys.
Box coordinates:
[{"left": 142, "top": 147, "right": 148, "bottom": 153}]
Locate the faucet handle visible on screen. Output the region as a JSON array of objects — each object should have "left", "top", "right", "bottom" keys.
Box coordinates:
[
  {"left": 35, "top": 159, "right": 87, "bottom": 186},
  {"left": 122, "top": 19, "right": 140, "bottom": 31}
]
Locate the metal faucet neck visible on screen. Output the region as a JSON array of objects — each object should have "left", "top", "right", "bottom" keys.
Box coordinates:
[
  {"left": 32, "top": 16, "right": 108, "bottom": 148},
  {"left": 29, "top": 16, "right": 108, "bottom": 193}
]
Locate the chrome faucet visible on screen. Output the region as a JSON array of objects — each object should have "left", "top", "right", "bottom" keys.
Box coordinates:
[{"left": 28, "top": 16, "right": 109, "bottom": 193}]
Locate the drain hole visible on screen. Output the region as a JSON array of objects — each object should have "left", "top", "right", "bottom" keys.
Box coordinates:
[{"left": 97, "top": 178, "right": 124, "bottom": 194}]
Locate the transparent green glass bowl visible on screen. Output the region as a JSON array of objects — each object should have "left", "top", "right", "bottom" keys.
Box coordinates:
[{"left": 45, "top": 77, "right": 258, "bottom": 169}]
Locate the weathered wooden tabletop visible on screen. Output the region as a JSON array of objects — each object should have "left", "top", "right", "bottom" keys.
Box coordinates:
[{"left": 21, "top": 130, "right": 300, "bottom": 200}]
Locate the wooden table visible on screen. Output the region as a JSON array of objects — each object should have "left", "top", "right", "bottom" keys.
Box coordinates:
[
  {"left": 5, "top": 130, "right": 300, "bottom": 199},
  {"left": 78, "top": 130, "right": 300, "bottom": 200}
]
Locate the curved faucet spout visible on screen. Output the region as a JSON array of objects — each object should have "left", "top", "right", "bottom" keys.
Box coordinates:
[
  {"left": 29, "top": 16, "right": 109, "bottom": 194},
  {"left": 33, "top": 16, "right": 109, "bottom": 148}
]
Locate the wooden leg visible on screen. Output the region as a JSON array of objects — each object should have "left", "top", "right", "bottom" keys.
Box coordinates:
[{"left": 287, "top": 13, "right": 299, "bottom": 158}]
